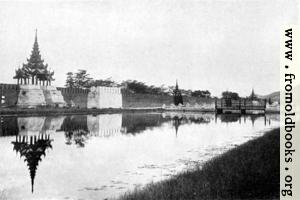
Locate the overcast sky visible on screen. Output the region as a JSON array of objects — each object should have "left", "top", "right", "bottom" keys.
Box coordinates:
[{"left": 0, "top": 0, "right": 299, "bottom": 96}]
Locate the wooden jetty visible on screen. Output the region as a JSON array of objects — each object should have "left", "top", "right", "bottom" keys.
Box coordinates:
[{"left": 215, "top": 98, "right": 266, "bottom": 114}]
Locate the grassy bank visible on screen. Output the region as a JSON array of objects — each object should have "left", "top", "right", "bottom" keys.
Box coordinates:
[{"left": 117, "top": 128, "right": 279, "bottom": 200}]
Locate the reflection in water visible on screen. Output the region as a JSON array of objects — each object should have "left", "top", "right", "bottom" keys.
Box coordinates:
[
  {"left": 215, "top": 114, "right": 273, "bottom": 127},
  {"left": 0, "top": 116, "right": 19, "bottom": 136},
  {"left": 11, "top": 134, "right": 52, "bottom": 193},
  {"left": 0, "top": 112, "right": 280, "bottom": 198},
  {"left": 0, "top": 113, "right": 278, "bottom": 139},
  {"left": 163, "top": 113, "right": 213, "bottom": 136},
  {"left": 173, "top": 116, "right": 182, "bottom": 136},
  {"left": 122, "top": 113, "right": 167, "bottom": 134},
  {"left": 59, "top": 116, "right": 90, "bottom": 147},
  {"left": 60, "top": 115, "right": 89, "bottom": 132},
  {"left": 65, "top": 129, "right": 90, "bottom": 147},
  {"left": 218, "top": 114, "right": 242, "bottom": 123},
  {"left": 18, "top": 117, "right": 46, "bottom": 136},
  {"left": 87, "top": 114, "right": 123, "bottom": 137},
  {"left": 42, "top": 116, "right": 65, "bottom": 135},
  {"left": 163, "top": 112, "right": 212, "bottom": 124}
]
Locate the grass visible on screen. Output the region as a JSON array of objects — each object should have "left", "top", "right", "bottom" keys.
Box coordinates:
[{"left": 117, "top": 128, "right": 279, "bottom": 200}]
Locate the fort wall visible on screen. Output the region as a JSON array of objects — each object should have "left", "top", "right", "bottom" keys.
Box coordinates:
[
  {"left": 122, "top": 93, "right": 173, "bottom": 108},
  {"left": 17, "top": 85, "right": 46, "bottom": 108},
  {"left": 0, "top": 84, "right": 20, "bottom": 107},
  {"left": 57, "top": 87, "right": 89, "bottom": 108},
  {"left": 87, "top": 86, "right": 122, "bottom": 109},
  {"left": 41, "top": 86, "right": 66, "bottom": 107},
  {"left": 122, "top": 93, "right": 214, "bottom": 108},
  {"left": 1, "top": 83, "right": 215, "bottom": 109}
]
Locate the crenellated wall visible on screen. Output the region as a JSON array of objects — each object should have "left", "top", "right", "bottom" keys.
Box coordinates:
[
  {"left": 87, "top": 86, "right": 122, "bottom": 109},
  {"left": 57, "top": 87, "right": 89, "bottom": 108},
  {"left": 41, "top": 86, "right": 66, "bottom": 107},
  {"left": 1, "top": 83, "right": 214, "bottom": 109},
  {"left": 122, "top": 93, "right": 214, "bottom": 108}
]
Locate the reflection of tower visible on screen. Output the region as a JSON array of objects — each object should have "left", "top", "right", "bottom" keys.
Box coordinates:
[
  {"left": 17, "top": 117, "right": 46, "bottom": 136},
  {"left": 173, "top": 116, "right": 182, "bottom": 137},
  {"left": 250, "top": 115, "right": 260, "bottom": 127},
  {"left": 11, "top": 134, "right": 52, "bottom": 193}
]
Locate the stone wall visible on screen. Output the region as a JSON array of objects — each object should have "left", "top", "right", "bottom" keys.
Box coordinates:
[
  {"left": 0, "top": 84, "right": 19, "bottom": 107},
  {"left": 17, "top": 85, "right": 46, "bottom": 108},
  {"left": 57, "top": 87, "right": 89, "bottom": 108},
  {"left": 17, "top": 85, "right": 67, "bottom": 108},
  {"left": 122, "top": 93, "right": 173, "bottom": 108},
  {"left": 122, "top": 93, "right": 215, "bottom": 108},
  {"left": 87, "top": 86, "right": 122, "bottom": 109},
  {"left": 1, "top": 83, "right": 215, "bottom": 109},
  {"left": 41, "top": 86, "right": 66, "bottom": 107}
]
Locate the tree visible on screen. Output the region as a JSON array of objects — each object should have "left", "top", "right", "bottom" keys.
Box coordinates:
[
  {"left": 65, "top": 72, "right": 75, "bottom": 88},
  {"left": 73, "top": 69, "right": 92, "bottom": 89},
  {"left": 122, "top": 80, "right": 149, "bottom": 94},
  {"left": 222, "top": 91, "right": 240, "bottom": 100},
  {"left": 191, "top": 90, "right": 211, "bottom": 98},
  {"left": 121, "top": 80, "right": 168, "bottom": 95},
  {"left": 89, "top": 77, "right": 117, "bottom": 87}
]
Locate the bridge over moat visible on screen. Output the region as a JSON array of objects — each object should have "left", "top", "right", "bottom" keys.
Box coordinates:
[{"left": 215, "top": 98, "right": 267, "bottom": 114}]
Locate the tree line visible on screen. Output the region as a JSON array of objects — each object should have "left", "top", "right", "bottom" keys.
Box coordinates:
[
  {"left": 65, "top": 69, "right": 213, "bottom": 98},
  {"left": 65, "top": 70, "right": 265, "bottom": 100}
]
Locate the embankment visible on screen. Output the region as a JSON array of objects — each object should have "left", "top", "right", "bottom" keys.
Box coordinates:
[{"left": 117, "top": 128, "right": 279, "bottom": 200}]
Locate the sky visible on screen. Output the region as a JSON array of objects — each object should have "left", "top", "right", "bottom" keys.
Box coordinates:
[{"left": 0, "top": 0, "right": 299, "bottom": 97}]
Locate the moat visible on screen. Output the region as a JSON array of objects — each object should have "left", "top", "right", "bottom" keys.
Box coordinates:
[{"left": 0, "top": 112, "right": 279, "bottom": 200}]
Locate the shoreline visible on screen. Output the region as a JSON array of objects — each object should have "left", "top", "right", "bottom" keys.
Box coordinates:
[
  {"left": 0, "top": 107, "right": 279, "bottom": 116},
  {"left": 116, "top": 128, "right": 279, "bottom": 200}
]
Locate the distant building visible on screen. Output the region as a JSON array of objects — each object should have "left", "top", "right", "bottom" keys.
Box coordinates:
[
  {"left": 248, "top": 88, "right": 258, "bottom": 100},
  {"left": 215, "top": 88, "right": 266, "bottom": 114}
]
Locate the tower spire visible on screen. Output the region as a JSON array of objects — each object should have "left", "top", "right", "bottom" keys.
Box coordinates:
[
  {"left": 173, "top": 79, "right": 183, "bottom": 106},
  {"left": 35, "top": 29, "right": 38, "bottom": 43}
]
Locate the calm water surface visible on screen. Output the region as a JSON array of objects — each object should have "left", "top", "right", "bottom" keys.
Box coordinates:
[{"left": 0, "top": 112, "right": 279, "bottom": 200}]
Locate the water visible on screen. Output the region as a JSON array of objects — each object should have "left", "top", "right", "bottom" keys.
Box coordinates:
[{"left": 0, "top": 112, "right": 279, "bottom": 200}]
